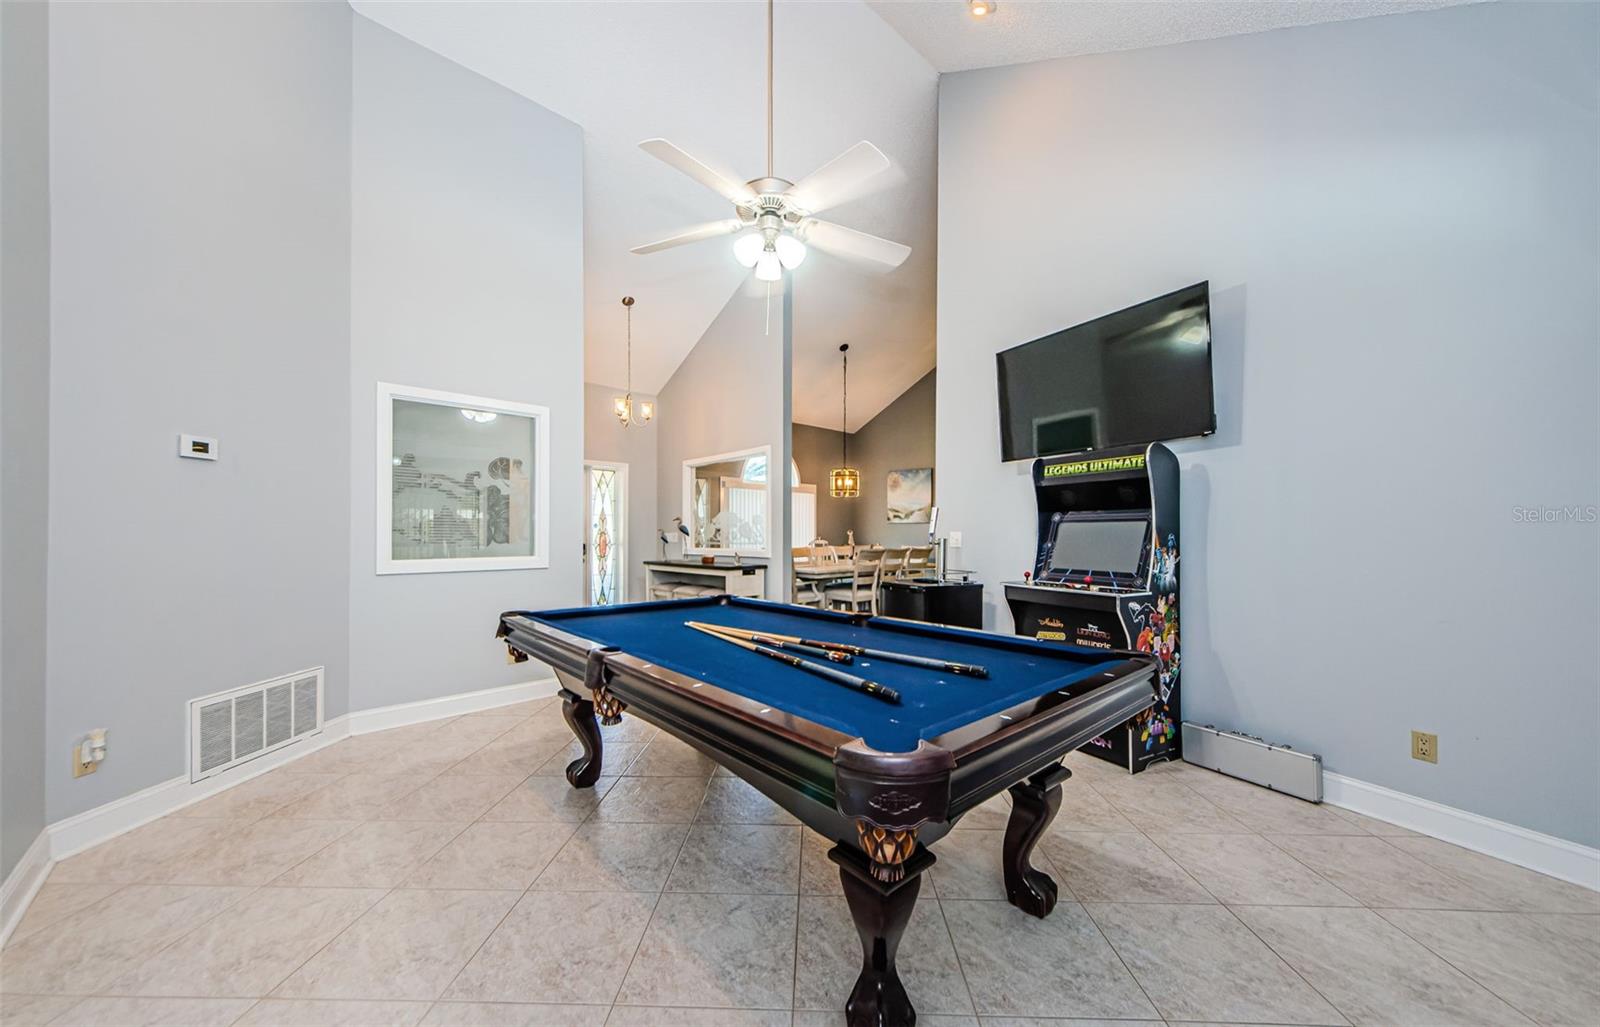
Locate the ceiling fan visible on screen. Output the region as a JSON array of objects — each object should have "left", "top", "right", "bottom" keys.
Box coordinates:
[{"left": 629, "top": 0, "right": 911, "bottom": 282}]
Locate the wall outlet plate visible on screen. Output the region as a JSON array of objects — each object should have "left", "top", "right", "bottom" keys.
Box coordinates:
[
  {"left": 1411, "top": 730, "right": 1438, "bottom": 764},
  {"left": 72, "top": 746, "right": 97, "bottom": 778},
  {"left": 949, "top": 531, "right": 963, "bottom": 548}
]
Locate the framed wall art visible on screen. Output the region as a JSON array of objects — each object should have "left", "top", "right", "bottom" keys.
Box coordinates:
[{"left": 886, "top": 467, "right": 934, "bottom": 523}]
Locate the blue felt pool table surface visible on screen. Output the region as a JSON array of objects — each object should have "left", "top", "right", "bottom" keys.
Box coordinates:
[{"left": 522, "top": 598, "right": 1131, "bottom": 753}]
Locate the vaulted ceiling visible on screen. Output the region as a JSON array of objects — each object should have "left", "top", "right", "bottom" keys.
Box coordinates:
[
  {"left": 867, "top": 0, "right": 1481, "bottom": 74},
  {"left": 352, "top": 0, "right": 938, "bottom": 431},
  {"left": 352, "top": 0, "right": 1483, "bottom": 428}
]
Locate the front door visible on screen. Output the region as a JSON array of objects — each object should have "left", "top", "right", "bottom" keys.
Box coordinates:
[{"left": 583, "top": 462, "right": 627, "bottom": 605}]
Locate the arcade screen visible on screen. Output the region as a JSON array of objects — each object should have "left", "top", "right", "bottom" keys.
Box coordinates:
[
  {"left": 996, "top": 282, "right": 1215, "bottom": 461},
  {"left": 1047, "top": 517, "right": 1149, "bottom": 577}
]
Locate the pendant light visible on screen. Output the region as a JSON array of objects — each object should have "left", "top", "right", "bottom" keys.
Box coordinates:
[
  {"left": 829, "top": 343, "right": 860, "bottom": 498},
  {"left": 613, "top": 296, "right": 654, "bottom": 428}
]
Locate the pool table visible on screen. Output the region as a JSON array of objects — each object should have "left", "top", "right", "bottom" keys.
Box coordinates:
[{"left": 497, "top": 596, "right": 1157, "bottom": 1027}]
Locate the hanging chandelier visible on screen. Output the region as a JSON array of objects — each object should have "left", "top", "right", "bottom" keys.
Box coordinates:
[
  {"left": 613, "top": 296, "right": 654, "bottom": 428},
  {"left": 830, "top": 343, "right": 859, "bottom": 498}
]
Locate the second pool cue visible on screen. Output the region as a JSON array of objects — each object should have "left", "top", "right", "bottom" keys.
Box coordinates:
[
  {"left": 707, "top": 623, "right": 989, "bottom": 678},
  {"left": 687, "top": 621, "right": 853, "bottom": 665},
  {"left": 686, "top": 623, "right": 900, "bottom": 704}
]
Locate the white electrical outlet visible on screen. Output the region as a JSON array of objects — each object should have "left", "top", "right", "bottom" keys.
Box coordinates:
[{"left": 949, "top": 531, "right": 963, "bottom": 548}]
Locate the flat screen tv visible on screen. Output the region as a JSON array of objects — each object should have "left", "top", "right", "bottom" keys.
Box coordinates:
[{"left": 996, "top": 282, "right": 1215, "bottom": 462}]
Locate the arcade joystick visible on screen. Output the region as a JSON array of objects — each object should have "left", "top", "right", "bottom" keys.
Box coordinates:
[{"left": 1023, "top": 571, "right": 1031, "bottom": 584}]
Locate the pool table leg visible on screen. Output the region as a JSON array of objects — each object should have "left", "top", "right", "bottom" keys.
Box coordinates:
[
  {"left": 1003, "top": 763, "right": 1072, "bottom": 918},
  {"left": 831, "top": 841, "right": 935, "bottom": 1027},
  {"left": 559, "top": 687, "right": 603, "bottom": 787}
]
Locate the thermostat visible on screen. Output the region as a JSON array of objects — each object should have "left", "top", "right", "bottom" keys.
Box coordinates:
[{"left": 178, "top": 434, "right": 218, "bottom": 461}]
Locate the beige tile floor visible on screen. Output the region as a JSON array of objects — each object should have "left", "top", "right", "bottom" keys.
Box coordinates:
[{"left": 3, "top": 697, "right": 1597, "bottom": 1026}]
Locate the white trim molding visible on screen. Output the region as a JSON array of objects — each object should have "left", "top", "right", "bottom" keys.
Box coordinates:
[
  {"left": 48, "top": 715, "right": 352, "bottom": 864},
  {"left": 4, "top": 676, "right": 557, "bottom": 946},
  {"left": 1, "top": 830, "right": 52, "bottom": 946},
  {"left": 347, "top": 676, "right": 557, "bottom": 736},
  {"left": 1325, "top": 771, "right": 1600, "bottom": 890},
  {"left": 41, "top": 675, "right": 556, "bottom": 869}
]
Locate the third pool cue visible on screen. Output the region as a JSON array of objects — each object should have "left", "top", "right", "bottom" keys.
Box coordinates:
[{"left": 685, "top": 623, "right": 900, "bottom": 704}]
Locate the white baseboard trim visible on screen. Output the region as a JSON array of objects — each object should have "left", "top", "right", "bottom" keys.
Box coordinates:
[
  {"left": 1324, "top": 771, "right": 1600, "bottom": 890},
  {"left": 42, "top": 675, "right": 556, "bottom": 868},
  {"left": 1, "top": 830, "right": 53, "bottom": 946},
  {"left": 48, "top": 715, "right": 352, "bottom": 863},
  {"left": 347, "top": 676, "right": 557, "bottom": 736}
]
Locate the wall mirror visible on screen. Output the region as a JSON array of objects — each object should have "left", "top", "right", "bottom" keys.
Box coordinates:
[{"left": 682, "top": 446, "right": 772, "bottom": 558}]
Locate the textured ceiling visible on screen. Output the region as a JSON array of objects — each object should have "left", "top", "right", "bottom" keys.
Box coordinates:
[
  {"left": 351, "top": 0, "right": 939, "bottom": 430},
  {"left": 866, "top": 0, "right": 1483, "bottom": 73}
]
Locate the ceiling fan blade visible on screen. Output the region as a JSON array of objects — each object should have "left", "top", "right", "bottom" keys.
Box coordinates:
[
  {"left": 798, "top": 219, "right": 911, "bottom": 270},
  {"left": 631, "top": 218, "right": 746, "bottom": 255},
  {"left": 785, "top": 141, "right": 892, "bottom": 214},
  {"left": 639, "top": 139, "right": 757, "bottom": 206}
]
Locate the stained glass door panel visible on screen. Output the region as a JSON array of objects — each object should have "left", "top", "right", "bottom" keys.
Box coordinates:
[{"left": 585, "top": 463, "right": 626, "bottom": 605}]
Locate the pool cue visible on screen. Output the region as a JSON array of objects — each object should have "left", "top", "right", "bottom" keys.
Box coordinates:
[
  {"left": 685, "top": 623, "right": 901, "bottom": 705},
  {"left": 705, "top": 624, "right": 989, "bottom": 678},
  {"left": 687, "top": 622, "right": 854, "bottom": 665}
]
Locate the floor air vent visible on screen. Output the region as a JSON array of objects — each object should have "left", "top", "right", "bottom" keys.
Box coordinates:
[{"left": 189, "top": 667, "right": 323, "bottom": 782}]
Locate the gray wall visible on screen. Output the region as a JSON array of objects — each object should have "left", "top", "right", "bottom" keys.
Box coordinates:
[
  {"left": 45, "top": 0, "right": 353, "bottom": 823},
  {"left": 348, "top": 16, "right": 584, "bottom": 711},
  {"left": 936, "top": 2, "right": 1599, "bottom": 845},
  {"left": 583, "top": 382, "right": 659, "bottom": 603},
  {"left": 656, "top": 289, "right": 791, "bottom": 598},
  {"left": 850, "top": 369, "right": 936, "bottom": 549},
  {"left": 1, "top": 0, "right": 51, "bottom": 877},
  {"left": 793, "top": 370, "right": 936, "bottom": 549},
  {"left": 793, "top": 423, "right": 852, "bottom": 545}
]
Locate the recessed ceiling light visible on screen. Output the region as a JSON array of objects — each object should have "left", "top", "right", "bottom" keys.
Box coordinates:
[{"left": 968, "top": 0, "right": 995, "bottom": 18}]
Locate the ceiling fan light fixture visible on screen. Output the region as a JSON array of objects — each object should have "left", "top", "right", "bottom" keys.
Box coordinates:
[
  {"left": 774, "top": 233, "right": 806, "bottom": 269},
  {"left": 630, "top": 0, "right": 911, "bottom": 277},
  {"left": 733, "top": 232, "right": 766, "bottom": 268},
  {"left": 754, "top": 249, "right": 784, "bottom": 282}
]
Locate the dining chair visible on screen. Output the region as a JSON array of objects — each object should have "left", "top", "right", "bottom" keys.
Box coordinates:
[
  {"left": 880, "top": 546, "right": 909, "bottom": 580},
  {"left": 791, "top": 547, "right": 823, "bottom": 608},
  {"left": 825, "top": 549, "right": 884, "bottom": 616},
  {"left": 904, "top": 545, "right": 933, "bottom": 578}
]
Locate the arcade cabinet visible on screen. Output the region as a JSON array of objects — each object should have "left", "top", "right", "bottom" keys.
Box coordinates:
[{"left": 1003, "top": 441, "right": 1181, "bottom": 773}]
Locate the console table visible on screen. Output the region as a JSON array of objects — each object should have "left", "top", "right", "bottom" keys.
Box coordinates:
[{"left": 643, "top": 559, "right": 767, "bottom": 599}]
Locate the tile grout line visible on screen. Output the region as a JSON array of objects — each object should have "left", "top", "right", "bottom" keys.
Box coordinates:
[
  {"left": 1106, "top": 776, "right": 1357, "bottom": 1026},
  {"left": 7, "top": 711, "right": 533, "bottom": 1017},
  {"left": 226, "top": 713, "right": 521, "bottom": 1014},
  {"left": 1214, "top": 901, "right": 1355, "bottom": 1027},
  {"left": 430, "top": 713, "right": 646, "bottom": 1015},
  {"left": 928, "top": 891, "right": 982, "bottom": 1020},
  {"left": 1078, "top": 897, "right": 1167, "bottom": 1022},
  {"left": 1250, "top": 832, "right": 1369, "bottom": 907},
  {"left": 1366, "top": 906, "right": 1549, "bottom": 1025},
  {"left": 787, "top": 824, "right": 803, "bottom": 1015},
  {"left": 605, "top": 765, "right": 715, "bottom": 1012}
]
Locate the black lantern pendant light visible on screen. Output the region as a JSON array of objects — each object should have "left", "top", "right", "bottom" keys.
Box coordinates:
[{"left": 829, "top": 344, "right": 860, "bottom": 498}]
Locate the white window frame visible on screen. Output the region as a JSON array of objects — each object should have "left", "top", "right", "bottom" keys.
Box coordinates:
[
  {"left": 377, "top": 381, "right": 551, "bottom": 574},
  {"left": 682, "top": 444, "right": 773, "bottom": 559}
]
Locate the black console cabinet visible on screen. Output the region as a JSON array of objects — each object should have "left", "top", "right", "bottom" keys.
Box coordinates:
[{"left": 881, "top": 579, "right": 983, "bottom": 629}]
